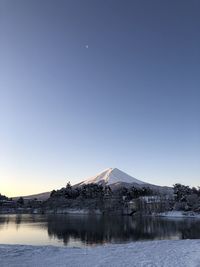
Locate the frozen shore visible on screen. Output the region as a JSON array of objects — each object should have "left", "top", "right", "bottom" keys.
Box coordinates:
[
  {"left": 1, "top": 239, "right": 200, "bottom": 267},
  {"left": 157, "top": 211, "right": 200, "bottom": 219}
]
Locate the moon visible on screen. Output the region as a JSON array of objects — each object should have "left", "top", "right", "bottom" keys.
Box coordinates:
[{"left": 85, "top": 45, "right": 89, "bottom": 49}]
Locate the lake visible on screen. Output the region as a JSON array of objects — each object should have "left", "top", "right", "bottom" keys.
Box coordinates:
[{"left": 0, "top": 214, "right": 200, "bottom": 247}]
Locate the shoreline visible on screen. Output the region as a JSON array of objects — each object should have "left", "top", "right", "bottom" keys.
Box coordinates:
[
  {"left": 156, "top": 211, "right": 200, "bottom": 219},
  {"left": 1, "top": 210, "right": 200, "bottom": 219}
]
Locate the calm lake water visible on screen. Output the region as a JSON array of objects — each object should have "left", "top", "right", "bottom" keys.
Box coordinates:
[{"left": 0, "top": 214, "right": 200, "bottom": 247}]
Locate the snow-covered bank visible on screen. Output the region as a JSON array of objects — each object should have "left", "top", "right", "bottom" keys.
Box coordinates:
[
  {"left": 1, "top": 240, "right": 200, "bottom": 267},
  {"left": 45, "top": 208, "right": 102, "bottom": 215},
  {"left": 157, "top": 211, "right": 200, "bottom": 219}
]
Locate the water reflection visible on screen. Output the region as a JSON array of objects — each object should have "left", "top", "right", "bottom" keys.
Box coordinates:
[
  {"left": 0, "top": 214, "right": 200, "bottom": 247},
  {"left": 0, "top": 216, "right": 9, "bottom": 229},
  {"left": 46, "top": 215, "right": 200, "bottom": 245}
]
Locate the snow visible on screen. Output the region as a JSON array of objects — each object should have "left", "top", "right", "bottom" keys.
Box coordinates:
[
  {"left": 0, "top": 240, "right": 200, "bottom": 267},
  {"left": 157, "top": 211, "right": 200, "bottom": 218},
  {"left": 45, "top": 208, "right": 102, "bottom": 215},
  {"left": 80, "top": 168, "right": 146, "bottom": 186}
]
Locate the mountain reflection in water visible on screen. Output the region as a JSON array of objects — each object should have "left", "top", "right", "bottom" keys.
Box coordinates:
[{"left": 0, "top": 214, "right": 200, "bottom": 247}]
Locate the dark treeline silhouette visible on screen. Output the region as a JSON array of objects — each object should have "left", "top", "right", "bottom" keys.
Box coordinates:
[
  {"left": 45, "top": 183, "right": 156, "bottom": 214},
  {"left": 50, "top": 182, "right": 154, "bottom": 200},
  {"left": 173, "top": 183, "right": 200, "bottom": 212},
  {"left": 1, "top": 182, "right": 200, "bottom": 214},
  {"left": 0, "top": 194, "right": 9, "bottom": 201}
]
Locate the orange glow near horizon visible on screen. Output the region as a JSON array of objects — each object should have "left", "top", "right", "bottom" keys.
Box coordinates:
[{"left": 0, "top": 173, "right": 55, "bottom": 198}]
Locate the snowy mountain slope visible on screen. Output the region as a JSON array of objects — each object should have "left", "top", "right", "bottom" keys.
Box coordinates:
[
  {"left": 76, "top": 168, "right": 173, "bottom": 194},
  {"left": 77, "top": 168, "right": 147, "bottom": 186}
]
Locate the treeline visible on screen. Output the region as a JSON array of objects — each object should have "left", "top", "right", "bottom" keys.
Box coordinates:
[
  {"left": 0, "top": 193, "right": 9, "bottom": 201},
  {"left": 50, "top": 182, "right": 154, "bottom": 200},
  {"left": 48, "top": 183, "right": 200, "bottom": 214},
  {"left": 1, "top": 183, "right": 200, "bottom": 214},
  {"left": 50, "top": 183, "right": 108, "bottom": 199},
  {"left": 173, "top": 184, "right": 200, "bottom": 212},
  {"left": 114, "top": 186, "right": 153, "bottom": 200}
]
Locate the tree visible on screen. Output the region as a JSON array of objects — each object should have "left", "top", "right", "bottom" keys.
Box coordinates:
[
  {"left": 187, "top": 194, "right": 199, "bottom": 210},
  {"left": 50, "top": 190, "right": 56, "bottom": 197},
  {"left": 17, "top": 197, "right": 24, "bottom": 205},
  {"left": 173, "top": 184, "right": 191, "bottom": 202},
  {"left": 0, "top": 193, "right": 8, "bottom": 201},
  {"left": 66, "top": 182, "right": 72, "bottom": 190}
]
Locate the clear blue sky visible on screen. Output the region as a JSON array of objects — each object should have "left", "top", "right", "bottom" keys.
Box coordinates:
[{"left": 0, "top": 0, "right": 200, "bottom": 196}]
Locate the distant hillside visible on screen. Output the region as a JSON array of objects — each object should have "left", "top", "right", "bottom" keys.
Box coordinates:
[{"left": 13, "top": 192, "right": 51, "bottom": 201}]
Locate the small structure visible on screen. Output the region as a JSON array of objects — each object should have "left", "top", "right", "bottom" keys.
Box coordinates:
[
  {"left": 125, "top": 195, "right": 171, "bottom": 215},
  {"left": 139, "top": 195, "right": 169, "bottom": 214}
]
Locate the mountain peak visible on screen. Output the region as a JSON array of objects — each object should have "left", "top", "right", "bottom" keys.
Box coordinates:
[{"left": 79, "top": 168, "right": 146, "bottom": 186}]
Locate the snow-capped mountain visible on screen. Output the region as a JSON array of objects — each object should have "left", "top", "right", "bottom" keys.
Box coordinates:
[
  {"left": 76, "top": 168, "right": 172, "bottom": 194},
  {"left": 77, "top": 168, "right": 147, "bottom": 187},
  {"left": 16, "top": 168, "right": 172, "bottom": 200}
]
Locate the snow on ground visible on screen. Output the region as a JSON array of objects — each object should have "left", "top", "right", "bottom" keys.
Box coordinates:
[
  {"left": 157, "top": 211, "right": 200, "bottom": 218},
  {"left": 1, "top": 240, "right": 200, "bottom": 267}
]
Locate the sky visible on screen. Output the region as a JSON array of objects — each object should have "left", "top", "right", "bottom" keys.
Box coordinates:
[{"left": 0, "top": 0, "right": 200, "bottom": 197}]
